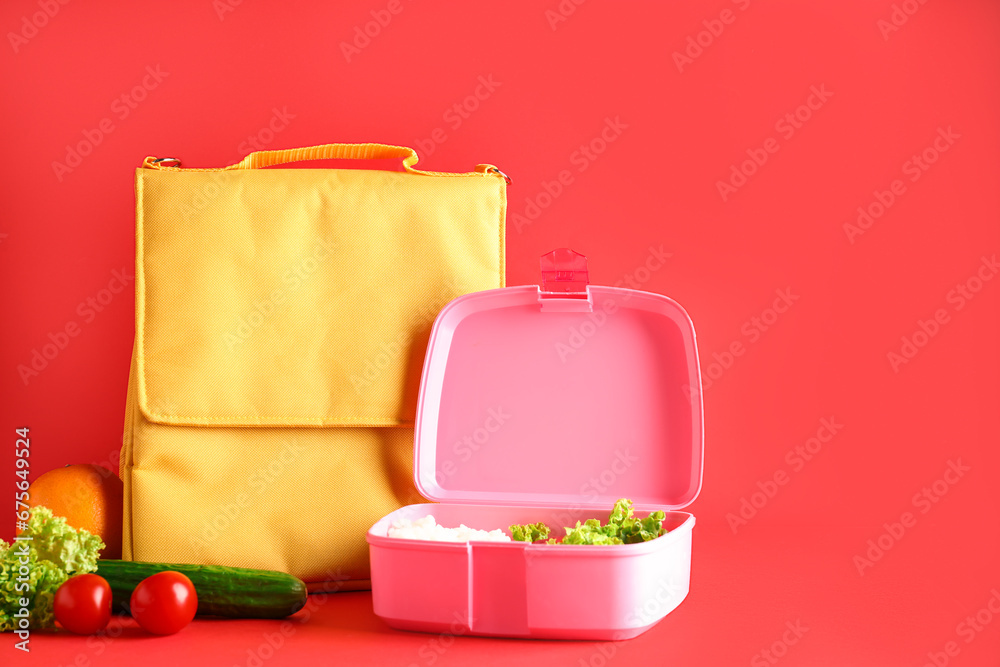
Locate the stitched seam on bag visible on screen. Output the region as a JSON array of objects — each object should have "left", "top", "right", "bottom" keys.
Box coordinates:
[
  {"left": 146, "top": 166, "right": 492, "bottom": 178},
  {"left": 497, "top": 177, "right": 506, "bottom": 288},
  {"left": 135, "top": 170, "right": 149, "bottom": 421},
  {"left": 142, "top": 414, "right": 411, "bottom": 424}
]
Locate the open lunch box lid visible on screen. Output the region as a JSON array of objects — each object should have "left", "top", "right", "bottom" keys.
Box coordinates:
[{"left": 413, "top": 249, "right": 704, "bottom": 512}]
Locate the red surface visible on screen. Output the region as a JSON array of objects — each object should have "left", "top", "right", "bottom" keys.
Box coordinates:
[{"left": 3, "top": 0, "right": 999, "bottom": 664}]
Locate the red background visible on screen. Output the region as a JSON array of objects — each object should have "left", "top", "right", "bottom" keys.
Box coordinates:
[{"left": 3, "top": 0, "right": 999, "bottom": 665}]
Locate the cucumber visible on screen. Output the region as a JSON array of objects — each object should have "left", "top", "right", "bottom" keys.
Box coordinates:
[{"left": 96, "top": 560, "right": 308, "bottom": 619}]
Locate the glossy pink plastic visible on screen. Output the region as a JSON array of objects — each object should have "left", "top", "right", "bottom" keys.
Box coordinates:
[{"left": 367, "top": 251, "right": 703, "bottom": 639}]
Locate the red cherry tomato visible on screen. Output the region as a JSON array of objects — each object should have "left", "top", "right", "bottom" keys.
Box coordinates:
[
  {"left": 130, "top": 571, "right": 198, "bottom": 635},
  {"left": 54, "top": 574, "right": 112, "bottom": 635}
]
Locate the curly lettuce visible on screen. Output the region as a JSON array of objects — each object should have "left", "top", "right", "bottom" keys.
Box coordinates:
[
  {"left": 1, "top": 507, "right": 104, "bottom": 631},
  {"left": 612, "top": 498, "right": 667, "bottom": 544},
  {"left": 509, "top": 522, "right": 551, "bottom": 543},
  {"left": 512, "top": 499, "right": 668, "bottom": 546},
  {"left": 563, "top": 518, "right": 623, "bottom": 545}
]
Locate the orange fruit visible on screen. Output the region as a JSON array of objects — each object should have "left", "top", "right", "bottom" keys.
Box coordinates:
[{"left": 27, "top": 464, "right": 124, "bottom": 559}]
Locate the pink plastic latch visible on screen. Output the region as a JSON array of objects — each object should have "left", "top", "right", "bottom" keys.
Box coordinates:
[
  {"left": 540, "top": 248, "right": 589, "bottom": 296},
  {"left": 539, "top": 248, "right": 591, "bottom": 311}
]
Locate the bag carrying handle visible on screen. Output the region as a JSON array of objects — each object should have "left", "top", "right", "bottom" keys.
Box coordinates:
[
  {"left": 232, "top": 143, "right": 421, "bottom": 171},
  {"left": 142, "top": 142, "right": 506, "bottom": 181}
]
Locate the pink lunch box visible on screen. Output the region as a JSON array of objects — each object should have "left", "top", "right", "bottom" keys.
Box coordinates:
[{"left": 367, "top": 249, "right": 704, "bottom": 640}]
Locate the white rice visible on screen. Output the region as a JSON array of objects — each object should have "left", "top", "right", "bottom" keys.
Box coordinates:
[{"left": 387, "top": 515, "right": 511, "bottom": 542}]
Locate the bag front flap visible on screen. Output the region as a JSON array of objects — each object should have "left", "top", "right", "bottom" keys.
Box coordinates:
[{"left": 136, "top": 166, "right": 505, "bottom": 427}]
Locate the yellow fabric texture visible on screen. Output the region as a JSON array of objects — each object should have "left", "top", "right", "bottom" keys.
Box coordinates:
[{"left": 121, "top": 143, "right": 506, "bottom": 586}]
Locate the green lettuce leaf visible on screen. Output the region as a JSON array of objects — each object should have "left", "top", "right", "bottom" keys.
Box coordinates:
[
  {"left": 509, "top": 499, "right": 668, "bottom": 546},
  {"left": 509, "top": 522, "right": 551, "bottom": 543},
  {"left": 24, "top": 507, "right": 103, "bottom": 575},
  {"left": 609, "top": 499, "right": 667, "bottom": 544},
  {"left": 562, "top": 518, "right": 624, "bottom": 545},
  {"left": 1, "top": 507, "right": 104, "bottom": 632},
  {"left": 609, "top": 497, "right": 634, "bottom": 525}
]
